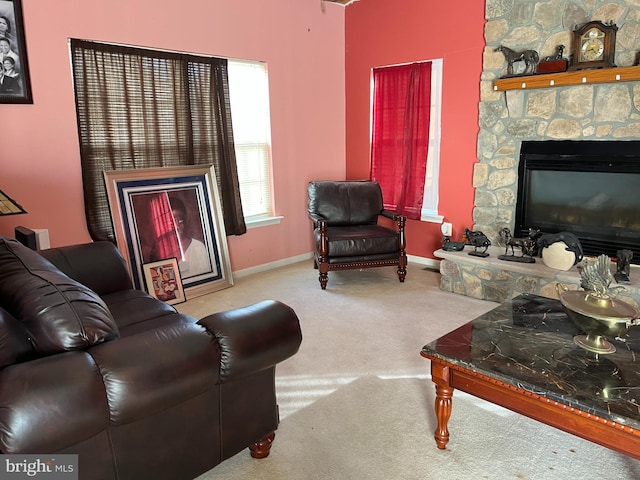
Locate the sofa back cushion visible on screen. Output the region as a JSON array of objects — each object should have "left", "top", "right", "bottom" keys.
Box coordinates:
[
  {"left": 0, "top": 306, "right": 35, "bottom": 368},
  {"left": 0, "top": 237, "right": 119, "bottom": 355},
  {"left": 307, "top": 181, "right": 384, "bottom": 226}
]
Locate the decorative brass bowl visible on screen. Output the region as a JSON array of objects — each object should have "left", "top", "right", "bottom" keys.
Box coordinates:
[{"left": 558, "top": 289, "right": 640, "bottom": 354}]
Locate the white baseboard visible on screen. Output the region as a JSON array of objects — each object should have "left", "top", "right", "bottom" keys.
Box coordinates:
[
  {"left": 233, "top": 252, "right": 314, "bottom": 278},
  {"left": 407, "top": 254, "right": 440, "bottom": 270},
  {"left": 233, "top": 252, "right": 440, "bottom": 278}
]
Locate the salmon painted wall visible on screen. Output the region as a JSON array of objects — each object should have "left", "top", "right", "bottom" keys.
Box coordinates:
[
  {"left": 345, "top": 0, "right": 485, "bottom": 259},
  {"left": 0, "top": 0, "right": 346, "bottom": 272}
]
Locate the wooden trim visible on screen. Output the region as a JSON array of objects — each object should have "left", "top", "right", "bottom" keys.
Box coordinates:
[
  {"left": 493, "top": 65, "right": 640, "bottom": 91},
  {"left": 422, "top": 356, "right": 640, "bottom": 459}
]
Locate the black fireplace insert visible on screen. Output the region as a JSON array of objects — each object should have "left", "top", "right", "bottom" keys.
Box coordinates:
[{"left": 515, "top": 140, "right": 640, "bottom": 264}]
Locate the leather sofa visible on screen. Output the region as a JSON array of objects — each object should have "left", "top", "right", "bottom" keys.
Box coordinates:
[{"left": 0, "top": 236, "right": 302, "bottom": 480}]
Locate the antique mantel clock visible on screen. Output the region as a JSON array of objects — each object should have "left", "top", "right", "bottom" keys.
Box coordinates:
[{"left": 568, "top": 20, "right": 617, "bottom": 71}]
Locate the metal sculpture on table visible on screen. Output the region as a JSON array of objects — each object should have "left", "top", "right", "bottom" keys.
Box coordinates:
[
  {"left": 495, "top": 45, "right": 539, "bottom": 77},
  {"left": 557, "top": 254, "right": 639, "bottom": 355},
  {"left": 463, "top": 228, "right": 491, "bottom": 257}
]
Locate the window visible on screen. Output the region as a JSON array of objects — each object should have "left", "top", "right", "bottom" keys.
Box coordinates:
[
  {"left": 70, "top": 40, "right": 277, "bottom": 242},
  {"left": 228, "top": 60, "right": 273, "bottom": 222},
  {"left": 370, "top": 59, "right": 443, "bottom": 222}
]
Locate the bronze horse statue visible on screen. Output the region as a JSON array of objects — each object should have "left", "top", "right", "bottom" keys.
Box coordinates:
[
  {"left": 499, "top": 227, "right": 539, "bottom": 257},
  {"left": 495, "top": 45, "right": 539, "bottom": 76}
]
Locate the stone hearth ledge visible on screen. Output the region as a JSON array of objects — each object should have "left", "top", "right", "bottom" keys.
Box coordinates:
[{"left": 435, "top": 247, "right": 640, "bottom": 308}]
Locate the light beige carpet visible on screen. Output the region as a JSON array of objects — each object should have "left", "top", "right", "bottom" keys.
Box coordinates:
[{"left": 177, "top": 261, "right": 640, "bottom": 479}]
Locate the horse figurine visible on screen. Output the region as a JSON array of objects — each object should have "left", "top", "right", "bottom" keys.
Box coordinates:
[
  {"left": 498, "top": 227, "right": 537, "bottom": 263},
  {"left": 499, "top": 227, "right": 532, "bottom": 256},
  {"left": 495, "top": 45, "right": 539, "bottom": 76},
  {"left": 464, "top": 228, "right": 491, "bottom": 257}
]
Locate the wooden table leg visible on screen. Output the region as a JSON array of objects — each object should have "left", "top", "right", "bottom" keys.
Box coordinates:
[{"left": 430, "top": 361, "right": 453, "bottom": 449}]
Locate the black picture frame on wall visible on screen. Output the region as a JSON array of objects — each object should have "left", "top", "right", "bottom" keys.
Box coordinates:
[{"left": 0, "top": 0, "right": 32, "bottom": 104}]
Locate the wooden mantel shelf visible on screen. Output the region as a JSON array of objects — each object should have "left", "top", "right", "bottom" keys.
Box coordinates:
[{"left": 493, "top": 65, "right": 640, "bottom": 91}]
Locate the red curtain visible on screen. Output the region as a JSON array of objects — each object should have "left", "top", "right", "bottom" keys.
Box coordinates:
[
  {"left": 370, "top": 62, "right": 431, "bottom": 220},
  {"left": 151, "top": 192, "right": 181, "bottom": 261}
]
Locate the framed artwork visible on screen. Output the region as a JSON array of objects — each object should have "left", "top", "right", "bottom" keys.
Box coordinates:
[
  {"left": 143, "top": 258, "right": 185, "bottom": 305},
  {"left": 0, "top": 0, "right": 32, "bottom": 103},
  {"left": 104, "top": 165, "right": 233, "bottom": 299}
]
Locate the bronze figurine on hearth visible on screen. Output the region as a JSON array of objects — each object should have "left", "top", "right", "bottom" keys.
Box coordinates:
[
  {"left": 441, "top": 235, "right": 466, "bottom": 252},
  {"left": 497, "top": 227, "right": 538, "bottom": 263},
  {"left": 464, "top": 228, "right": 491, "bottom": 257},
  {"left": 615, "top": 249, "right": 633, "bottom": 284}
]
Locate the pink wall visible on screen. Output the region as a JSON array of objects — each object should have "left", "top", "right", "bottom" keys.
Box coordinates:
[
  {"left": 345, "top": 0, "right": 486, "bottom": 259},
  {"left": 0, "top": 0, "right": 346, "bottom": 271}
]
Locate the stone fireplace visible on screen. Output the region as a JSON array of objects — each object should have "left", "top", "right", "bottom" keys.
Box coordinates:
[
  {"left": 474, "top": 1, "right": 640, "bottom": 244},
  {"left": 437, "top": 1, "right": 640, "bottom": 305}
]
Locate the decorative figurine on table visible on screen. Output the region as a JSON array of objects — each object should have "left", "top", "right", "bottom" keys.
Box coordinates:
[
  {"left": 537, "top": 44, "right": 568, "bottom": 73},
  {"left": 497, "top": 227, "right": 537, "bottom": 263},
  {"left": 495, "top": 45, "right": 539, "bottom": 77},
  {"left": 441, "top": 236, "right": 466, "bottom": 252},
  {"left": 615, "top": 249, "right": 633, "bottom": 284},
  {"left": 463, "top": 228, "right": 491, "bottom": 257},
  {"left": 537, "top": 232, "right": 583, "bottom": 271}
]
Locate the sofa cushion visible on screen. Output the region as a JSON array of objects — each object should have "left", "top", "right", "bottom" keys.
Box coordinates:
[
  {"left": 316, "top": 225, "right": 399, "bottom": 257},
  {"left": 0, "top": 306, "right": 35, "bottom": 368},
  {"left": 101, "top": 289, "right": 180, "bottom": 331},
  {"left": 0, "top": 237, "right": 119, "bottom": 354}
]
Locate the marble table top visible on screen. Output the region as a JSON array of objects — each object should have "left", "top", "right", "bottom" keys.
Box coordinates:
[{"left": 423, "top": 293, "right": 640, "bottom": 430}]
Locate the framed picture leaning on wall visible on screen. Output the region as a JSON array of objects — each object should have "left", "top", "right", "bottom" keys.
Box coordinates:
[
  {"left": 0, "top": 0, "right": 32, "bottom": 103},
  {"left": 104, "top": 165, "right": 233, "bottom": 299},
  {"left": 143, "top": 258, "right": 186, "bottom": 305}
]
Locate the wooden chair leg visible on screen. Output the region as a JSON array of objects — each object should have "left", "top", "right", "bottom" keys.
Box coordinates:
[
  {"left": 249, "top": 432, "right": 275, "bottom": 459},
  {"left": 398, "top": 265, "right": 407, "bottom": 282}
]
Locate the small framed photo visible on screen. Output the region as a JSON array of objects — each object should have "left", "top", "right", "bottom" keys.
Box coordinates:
[
  {"left": 0, "top": 0, "right": 33, "bottom": 104},
  {"left": 143, "top": 258, "right": 185, "bottom": 305},
  {"left": 104, "top": 165, "right": 233, "bottom": 299}
]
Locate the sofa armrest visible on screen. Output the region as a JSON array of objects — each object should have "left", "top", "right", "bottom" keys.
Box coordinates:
[
  {"left": 88, "top": 321, "right": 220, "bottom": 425},
  {"left": 40, "top": 241, "right": 133, "bottom": 295},
  {"left": 0, "top": 351, "right": 108, "bottom": 453},
  {"left": 198, "top": 300, "right": 302, "bottom": 382}
]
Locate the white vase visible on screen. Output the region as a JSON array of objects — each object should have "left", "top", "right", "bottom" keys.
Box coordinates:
[{"left": 541, "top": 241, "right": 576, "bottom": 271}]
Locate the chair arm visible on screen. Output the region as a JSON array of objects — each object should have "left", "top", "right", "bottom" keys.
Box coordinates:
[
  {"left": 380, "top": 209, "right": 407, "bottom": 223},
  {"left": 198, "top": 300, "right": 302, "bottom": 382},
  {"left": 380, "top": 210, "right": 406, "bottom": 253},
  {"left": 308, "top": 212, "right": 327, "bottom": 227}
]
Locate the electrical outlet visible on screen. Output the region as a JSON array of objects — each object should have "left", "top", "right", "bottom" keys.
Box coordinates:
[{"left": 441, "top": 222, "right": 453, "bottom": 236}]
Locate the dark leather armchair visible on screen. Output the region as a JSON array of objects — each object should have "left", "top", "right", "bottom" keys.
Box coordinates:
[{"left": 307, "top": 181, "right": 407, "bottom": 289}]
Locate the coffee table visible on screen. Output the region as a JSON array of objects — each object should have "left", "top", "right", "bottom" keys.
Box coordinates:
[{"left": 421, "top": 293, "right": 640, "bottom": 459}]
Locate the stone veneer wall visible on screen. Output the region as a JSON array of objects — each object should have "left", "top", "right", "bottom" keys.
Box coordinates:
[
  {"left": 439, "top": 1, "right": 640, "bottom": 304},
  {"left": 474, "top": 0, "right": 640, "bottom": 242}
]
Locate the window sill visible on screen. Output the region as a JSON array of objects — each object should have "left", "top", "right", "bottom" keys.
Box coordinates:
[
  {"left": 420, "top": 213, "right": 444, "bottom": 223},
  {"left": 246, "top": 215, "right": 284, "bottom": 229}
]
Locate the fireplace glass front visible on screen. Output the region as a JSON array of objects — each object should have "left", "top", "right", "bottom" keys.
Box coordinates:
[{"left": 515, "top": 140, "right": 640, "bottom": 264}]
